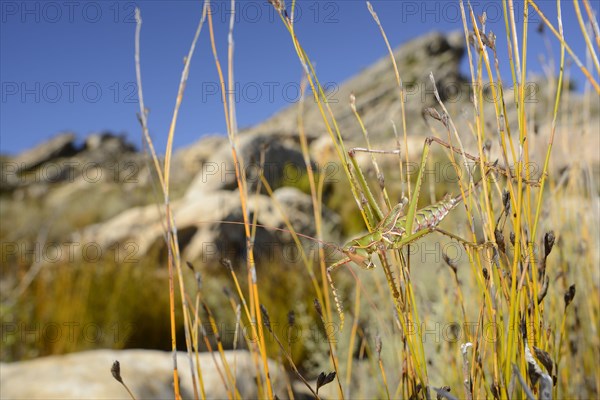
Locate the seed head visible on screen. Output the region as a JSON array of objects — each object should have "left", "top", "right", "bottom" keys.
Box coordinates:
[
  {"left": 316, "top": 371, "right": 336, "bottom": 394},
  {"left": 268, "top": 0, "right": 285, "bottom": 12},
  {"left": 111, "top": 360, "right": 123, "bottom": 384},
  {"left": 543, "top": 231, "right": 555, "bottom": 258},
  {"left": 494, "top": 228, "right": 505, "bottom": 254},
  {"left": 313, "top": 298, "right": 323, "bottom": 317},
  {"left": 533, "top": 346, "right": 554, "bottom": 375},
  {"left": 564, "top": 284, "right": 576, "bottom": 308},
  {"left": 502, "top": 190, "right": 511, "bottom": 213},
  {"left": 443, "top": 252, "right": 458, "bottom": 274},
  {"left": 221, "top": 258, "right": 233, "bottom": 272},
  {"left": 260, "top": 304, "right": 272, "bottom": 332},
  {"left": 186, "top": 261, "right": 195, "bottom": 271}
]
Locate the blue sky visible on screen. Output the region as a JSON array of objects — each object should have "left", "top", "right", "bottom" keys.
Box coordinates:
[{"left": 1, "top": 0, "right": 597, "bottom": 155}]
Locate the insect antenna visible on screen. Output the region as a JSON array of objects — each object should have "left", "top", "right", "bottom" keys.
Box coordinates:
[{"left": 195, "top": 220, "right": 344, "bottom": 254}]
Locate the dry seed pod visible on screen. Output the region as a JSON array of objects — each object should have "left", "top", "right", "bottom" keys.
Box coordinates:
[
  {"left": 533, "top": 346, "right": 554, "bottom": 375},
  {"left": 111, "top": 360, "right": 136, "bottom": 399},
  {"left": 221, "top": 258, "right": 234, "bottom": 272},
  {"left": 487, "top": 32, "right": 497, "bottom": 51},
  {"left": 423, "top": 107, "right": 443, "bottom": 122},
  {"left": 480, "top": 32, "right": 493, "bottom": 48},
  {"left": 537, "top": 22, "right": 545, "bottom": 34},
  {"left": 544, "top": 231, "right": 555, "bottom": 258},
  {"left": 316, "top": 371, "right": 336, "bottom": 394},
  {"left": 111, "top": 360, "right": 123, "bottom": 384},
  {"left": 502, "top": 190, "right": 511, "bottom": 213},
  {"left": 260, "top": 304, "right": 271, "bottom": 331},
  {"left": 313, "top": 298, "right": 323, "bottom": 317},
  {"left": 377, "top": 173, "right": 385, "bottom": 190},
  {"left": 267, "top": 0, "right": 284, "bottom": 12},
  {"left": 564, "top": 284, "right": 576, "bottom": 308},
  {"left": 349, "top": 92, "right": 356, "bottom": 112},
  {"left": 479, "top": 31, "right": 496, "bottom": 51},
  {"left": 494, "top": 228, "right": 506, "bottom": 253},
  {"left": 479, "top": 12, "right": 487, "bottom": 26},
  {"left": 482, "top": 268, "right": 489, "bottom": 281},
  {"left": 443, "top": 252, "right": 458, "bottom": 274}
]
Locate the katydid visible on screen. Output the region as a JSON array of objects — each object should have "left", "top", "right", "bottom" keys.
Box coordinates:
[
  {"left": 320, "top": 136, "right": 510, "bottom": 327},
  {"left": 326, "top": 192, "right": 472, "bottom": 273},
  {"left": 328, "top": 136, "right": 494, "bottom": 274}
]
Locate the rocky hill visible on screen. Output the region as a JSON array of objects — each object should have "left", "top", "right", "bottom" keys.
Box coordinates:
[{"left": 245, "top": 31, "right": 467, "bottom": 140}]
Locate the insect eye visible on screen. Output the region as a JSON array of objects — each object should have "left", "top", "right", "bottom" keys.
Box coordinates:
[{"left": 348, "top": 246, "right": 356, "bottom": 254}]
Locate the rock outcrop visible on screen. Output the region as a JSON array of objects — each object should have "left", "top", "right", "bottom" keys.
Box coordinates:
[
  {"left": 77, "top": 186, "right": 341, "bottom": 268},
  {"left": 1, "top": 132, "right": 143, "bottom": 196},
  {"left": 244, "top": 31, "right": 467, "bottom": 141},
  {"left": 185, "top": 132, "right": 312, "bottom": 195}
]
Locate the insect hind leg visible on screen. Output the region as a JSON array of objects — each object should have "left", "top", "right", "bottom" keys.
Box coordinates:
[{"left": 433, "top": 227, "right": 496, "bottom": 251}]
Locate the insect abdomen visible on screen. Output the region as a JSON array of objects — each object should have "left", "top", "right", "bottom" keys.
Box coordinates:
[{"left": 411, "top": 195, "right": 458, "bottom": 233}]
